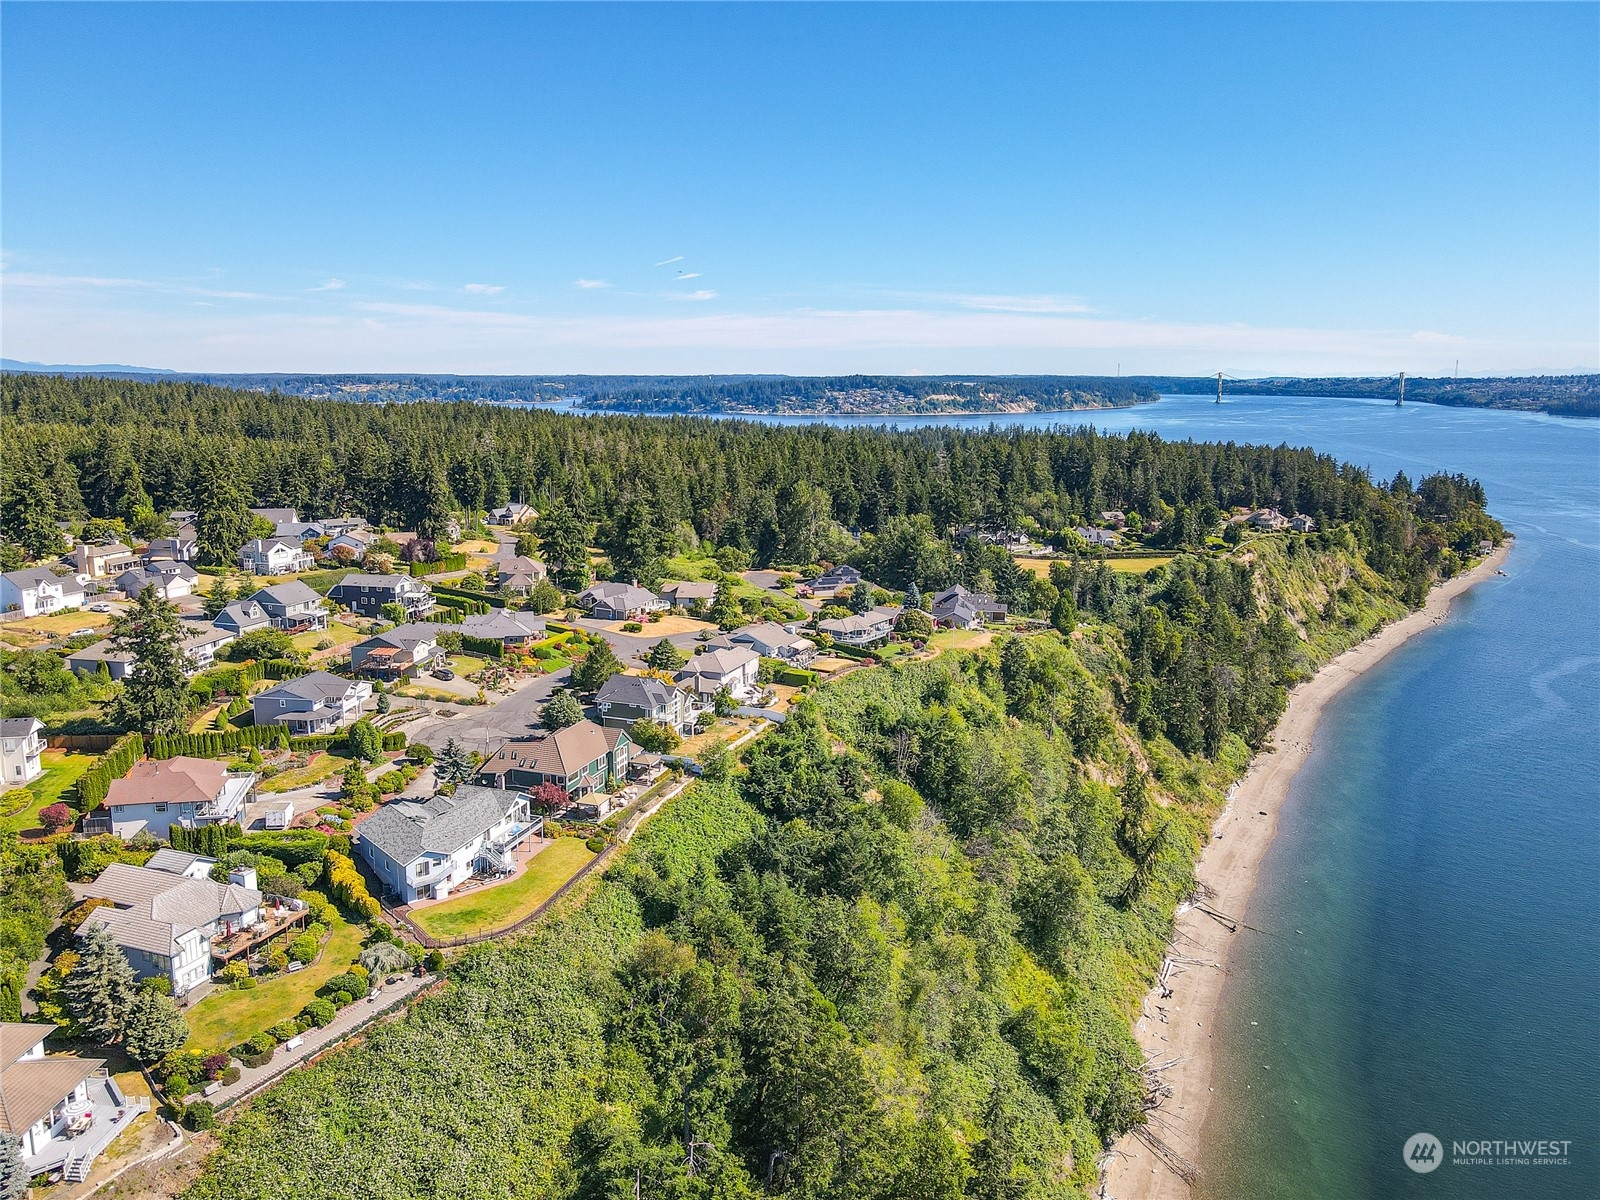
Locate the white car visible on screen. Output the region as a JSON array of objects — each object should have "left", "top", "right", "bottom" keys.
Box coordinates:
[
  {"left": 71, "top": 627, "right": 96, "bottom": 637},
  {"left": 88, "top": 602, "right": 113, "bottom": 613}
]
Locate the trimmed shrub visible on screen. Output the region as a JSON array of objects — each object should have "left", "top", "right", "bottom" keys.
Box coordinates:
[
  {"left": 287, "top": 934, "right": 319, "bottom": 965},
  {"left": 201, "top": 1054, "right": 231, "bottom": 1080},
  {"left": 165, "top": 1076, "right": 191, "bottom": 1100},
  {"left": 301, "top": 998, "right": 336, "bottom": 1027},
  {"left": 268, "top": 1021, "right": 299, "bottom": 1043},
  {"left": 220, "top": 1065, "right": 241, "bottom": 1085},
  {"left": 321, "top": 971, "right": 368, "bottom": 1001},
  {"left": 585, "top": 836, "right": 605, "bottom": 853},
  {"left": 246, "top": 1032, "right": 277, "bottom": 1056},
  {"left": 183, "top": 1101, "right": 216, "bottom": 1131}
]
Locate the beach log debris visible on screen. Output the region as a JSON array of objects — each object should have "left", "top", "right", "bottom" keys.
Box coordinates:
[{"left": 1133, "top": 1124, "right": 1202, "bottom": 1184}]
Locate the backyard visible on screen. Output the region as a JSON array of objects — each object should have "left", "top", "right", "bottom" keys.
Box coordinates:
[
  {"left": 257, "top": 752, "right": 353, "bottom": 794},
  {"left": 183, "top": 917, "right": 366, "bottom": 1053},
  {"left": 1, "top": 750, "right": 95, "bottom": 834},
  {"left": 291, "top": 619, "right": 365, "bottom": 656},
  {"left": 408, "top": 837, "right": 596, "bottom": 940}
]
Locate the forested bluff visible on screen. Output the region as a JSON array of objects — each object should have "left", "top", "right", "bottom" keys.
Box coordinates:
[
  {"left": 1, "top": 375, "right": 1506, "bottom": 1199},
  {"left": 7, "top": 367, "right": 1593, "bottom": 415}
]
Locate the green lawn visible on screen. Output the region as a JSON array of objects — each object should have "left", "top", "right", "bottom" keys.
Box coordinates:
[
  {"left": 292, "top": 620, "right": 364, "bottom": 655},
  {"left": 1, "top": 750, "right": 94, "bottom": 833},
  {"left": 184, "top": 918, "right": 366, "bottom": 1052},
  {"left": 410, "top": 838, "right": 596, "bottom": 940}
]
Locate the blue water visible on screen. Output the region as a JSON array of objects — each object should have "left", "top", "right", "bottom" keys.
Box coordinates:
[{"left": 560, "top": 393, "right": 1600, "bottom": 1197}]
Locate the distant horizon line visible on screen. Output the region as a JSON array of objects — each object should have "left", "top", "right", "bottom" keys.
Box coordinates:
[{"left": 4, "top": 360, "right": 1595, "bottom": 383}]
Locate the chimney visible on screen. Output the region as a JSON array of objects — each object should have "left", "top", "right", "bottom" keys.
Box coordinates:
[{"left": 229, "top": 866, "right": 258, "bottom": 891}]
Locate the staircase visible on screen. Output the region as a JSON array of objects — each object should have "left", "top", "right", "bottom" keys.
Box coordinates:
[
  {"left": 480, "top": 841, "right": 514, "bottom": 873},
  {"left": 64, "top": 1153, "right": 92, "bottom": 1182}
]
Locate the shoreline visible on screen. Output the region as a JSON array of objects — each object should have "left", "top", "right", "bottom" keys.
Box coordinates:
[{"left": 1102, "top": 537, "right": 1514, "bottom": 1200}]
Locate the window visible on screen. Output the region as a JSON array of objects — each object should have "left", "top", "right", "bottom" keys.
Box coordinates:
[{"left": 154, "top": 804, "right": 168, "bottom": 813}]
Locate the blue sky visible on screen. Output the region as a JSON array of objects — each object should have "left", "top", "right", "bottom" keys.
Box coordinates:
[{"left": 3, "top": 2, "right": 1595, "bottom": 376}]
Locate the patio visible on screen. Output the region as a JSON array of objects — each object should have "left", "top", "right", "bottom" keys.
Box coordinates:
[
  {"left": 209, "top": 901, "right": 310, "bottom": 965},
  {"left": 22, "top": 1071, "right": 150, "bottom": 1182}
]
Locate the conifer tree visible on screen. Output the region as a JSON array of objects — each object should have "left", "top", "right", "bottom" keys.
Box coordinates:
[
  {"left": 109, "top": 588, "right": 192, "bottom": 738},
  {"left": 123, "top": 988, "right": 189, "bottom": 1063},
  {"left": 436, "top": 738, "right": 473, "bottom": 787},
  {"left": 63, "top": 923, "right": 137, "bottom": 1043}
]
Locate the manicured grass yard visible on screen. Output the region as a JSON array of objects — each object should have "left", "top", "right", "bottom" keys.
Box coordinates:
[
  {"left": 409, "top": 837, "right": 596, "bottom": 939},
  {"left": 1106, "top": 554, "right": 1176, "bottom": 574},
  {"left": 1, "top": 750, "right": 95, "bottom": 833},
  {"left": 927, "top": 628, "right": 996, "bottom": 653},
  {"left": 184, "top": 918, "right": 366, "bottom": 1053},
  {"left": 292, "top": 619, "right": 365, "bottom": 655}
]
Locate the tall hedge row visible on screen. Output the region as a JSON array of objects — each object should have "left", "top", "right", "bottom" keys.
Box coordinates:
[
  {"left": 75, "top": 733, "right": 145, "bottom": 810},
  {"left": 151, "top": 725, "right": 289, "bottom": 760}
]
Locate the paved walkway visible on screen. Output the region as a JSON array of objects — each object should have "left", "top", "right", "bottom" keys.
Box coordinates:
[{"left": 205, "top": 971, "right": 437, "bottom": 1110}]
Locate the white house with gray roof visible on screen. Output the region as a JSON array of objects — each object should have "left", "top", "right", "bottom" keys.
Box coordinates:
[
  {"left": 252, "top": 670, "right": 371, "bottom": 735},
  {"left": 212, "top": 599, "right": 272, "bottom": 637},
  {"left": 239, "top": 537, "right": 314, "bottom": 575},
  {"left": 0, "top": 566, "right": 85, "bottom": 618},
  {"left": 78, "top": 861, "right": 265, "bottom": 995},
  {"left": 1, "top": 717, "right": 45, "bottom": 786},
  {"left": 354, "top": 784, "right": 537, "bottom": 903}
]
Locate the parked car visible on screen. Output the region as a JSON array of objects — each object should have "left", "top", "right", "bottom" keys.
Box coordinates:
[
  {"left": 88, "top": 601, "right": 113, "bottom": 613},
  {"left": 70, "top": 627, "right": 96, "bottom": 637},
  {"left": 432, "top": 667, "right": 455, "bottom": 681}
]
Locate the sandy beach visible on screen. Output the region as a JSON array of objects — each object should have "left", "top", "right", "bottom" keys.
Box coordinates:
[{"left": 1102, "top": 538, "right": 1515, "bottom": 1200}]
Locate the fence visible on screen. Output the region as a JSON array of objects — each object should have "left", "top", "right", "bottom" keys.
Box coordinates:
[{"left": 46, "top": 733, "right": 121, "bottom": 752}]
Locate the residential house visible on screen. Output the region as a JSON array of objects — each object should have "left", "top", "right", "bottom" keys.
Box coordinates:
[
  {"left": 212, "top": 599, "right": 272, "bottom": 637},
  {"left": 142, "top": 848, "right": 219, "bottom": 879},
  {"left": 3, "top": 1021, "right": 148, "bottom": 1181},
  {"left": 495, "top": 556, "right": 547, "bottom": 595},
  {"left": 272, "top": 520, "right": 325, "bottom": 540},
  {"left": 321, "top": 516, "right": 370, "bottom": 539},
  {"left": 0, "top": 566, "right": 86, "bottom": 617},
  {"left": 488, "top": 501, "right": 536, "bottom": 526},
  {"left": 719, "top": 621, "right": 818, "bottom": 665},
  {"left": 457, "top": 609, "right": 546, "bottom": 647},
  {"left": 1099, "top": 510, "right": 1128, "bottom": 529},
  {"left": 72, "top": 542, "right": 137, "bottom": 580},
  {"left": 350, "top": 624, "right": 443, "bottom": 680},
  {"left": 1289, "top": 513, "right": 1317, "bottom": 533},
  {"left": 77, "top": 860, "right": 269, "bottom": 995},
  {"left": 176, "top": 622, "right": 236, "bottom": 670},
  {"left": 595, "top": 673, "right": 696, "bottom": 733},
  {"left": 239, "top": 537, "right": 314, "bottom": 575},
  {"left": 818, "top": 605, "right": 902, "bottom": 648},
  {"left": 675, "top": 645, "right": 761, "bottom": 702},
  {"left": 354, "top": 784, "right": 538, "bottom": 903},
  {"left": 251, "top": 670, "right": 371, "bottom": 735},
  {"left": 930, "top": 585, "right": 1008, "bottom": 630},
  {"left": 114, "top": 561, "right": 198, "bottom": 602},
  {"left": 474, "top": 720, "right": 632, "bottom": 798},
  {"left": 328, "top": 573, "right": 433, "bottom": 619},
  {"left": 577, "top": 581, "right": 667, "bottom": 621},
  {"left": 64, "top": 641, "right": 134, "bottom": 681},
  {"left": 249, "top": 507, "right": 299, "bottom": 528},
  {"left": 325, "top": 528, "right": 375, "bottom": 562},
  {"left": 1073, "top": 526, "right": 1120, "bottom": 548},
  {"left": 86, "top": 756, "right": 256, "bottom": 840},
  {"left": 797, "top": 563, "right": 862, "bottom": 598},
  {"left": 66, "top": 623, "right": 232, "bottom": 681},
  {"left": 1, "top": 717, "right": 45, "bottom": 786},
  {"left": 249, "top": 581, "right": 328, "bottom": 631},
  {"left": 143, "top": 533, "right": 197, "bottom": 562},
  {"left": 660, "top": 581, "right": 717, "bottom": 609},
  {"left": 1246, "top": 508, "right": 1290, "bottom": 532}
]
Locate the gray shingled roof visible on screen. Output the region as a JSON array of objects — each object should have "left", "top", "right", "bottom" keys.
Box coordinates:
[
  {"left": 596, "top": 673, "right": 676, "bottom": 710},
  {"left": 79, "top": 863, "right": 261, "bottom": 957},
  {"left": 251, "top": 580, "right": 321, "bottom": 607},
  {"left": 356, "top": 784, "right": 519, "bottom": 865},
  {"left": 257, "top": 669, "right": 359, "bottom": 703}
]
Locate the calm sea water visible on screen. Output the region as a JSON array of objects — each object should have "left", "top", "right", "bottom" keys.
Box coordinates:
[{"left": 558, "top": 393, "right": 1600, "bottom": 1196}]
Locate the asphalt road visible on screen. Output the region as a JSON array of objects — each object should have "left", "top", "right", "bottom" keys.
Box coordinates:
[{"left": 400, "top": 665, "right": 572, "bottom": 758}]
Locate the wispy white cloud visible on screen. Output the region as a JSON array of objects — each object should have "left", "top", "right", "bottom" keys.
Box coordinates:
[
  {"left": 675, "top": 272, "right": 703, "bottom": 281},
  {"left": 463, "top": 283, "right": 505, "bottom": 295},
  {"left": 654, "top": 255, "right": 684, "bottom": 267},
  {"left": 891, "top": 291, "right": 1092, "bottom": 314},
  {"left": 6, "top": 282, "right": 1590, "bottom": 376},
  {"left": 310, "top": 278, "right": 346, "bottom": 292},
  {"left": 574, "top": 278, "right": 611, "bottom": 290},
  {"left": 0, "top": 271, "right": 265, "bottom": 300}
]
